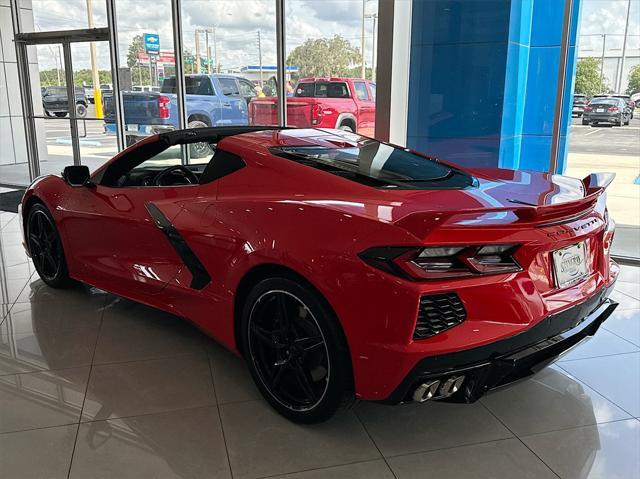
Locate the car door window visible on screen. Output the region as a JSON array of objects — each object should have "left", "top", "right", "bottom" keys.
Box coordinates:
[
  {"left": 100, "top": 142, "right": 213, "bottom": 187},
  {"left": 369, "top": 83, "right": 376, "bottom": 102},
  {"left": 354, "top": 81, "right": 370, "bottom": 101},
  {"left": 219, "top": 78, "right": 240, "bottom": 96},
  {"left": 239, "top": 80, "right": 256, "bottom": 97}
]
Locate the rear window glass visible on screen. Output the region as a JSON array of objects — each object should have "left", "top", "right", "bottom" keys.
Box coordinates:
[
  {"left": 294, "top": 82, "right": 350, "bottom": 98},
  {"left": 271, "top": 140, "right": 475, "bottom": 190},
  {"left": 590, "top": 98, "right": 617, "bottom": 104},
  {"left": 162, "top": 77, "right": 215, "bottom": 95}
]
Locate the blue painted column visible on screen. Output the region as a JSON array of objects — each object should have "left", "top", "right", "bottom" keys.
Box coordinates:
[{"left": 406, "top": 0, "right": 582, "bottom": 174}]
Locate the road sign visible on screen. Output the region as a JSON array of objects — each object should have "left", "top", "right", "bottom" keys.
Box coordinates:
[{"left": 144, "top": 33, "right": 160, "bottom": 55}]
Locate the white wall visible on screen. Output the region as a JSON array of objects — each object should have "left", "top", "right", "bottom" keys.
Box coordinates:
[{"left": 0, "top": 1, "right": 46, "bottom": 185}]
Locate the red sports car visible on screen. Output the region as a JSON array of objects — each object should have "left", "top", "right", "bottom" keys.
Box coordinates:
[{"left": 20, "top": 126, "right": 619, "bottom": 423}]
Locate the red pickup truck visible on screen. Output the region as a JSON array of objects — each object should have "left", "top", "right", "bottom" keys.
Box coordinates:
[{"left": 248, "top": 77, "right": 376, "bottom": 137}]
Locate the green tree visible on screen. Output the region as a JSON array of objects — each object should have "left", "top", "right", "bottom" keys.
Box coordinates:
[
  {"left": 626, "top": 64, "right": 640, "bottom": 95},
  {"left": 574, "top": 57, "right": 608, "bottom": 97},
  {"left": 127, "top": 34, "right": 144, "bottom": 68},
  {"left": 40, "top": 69, "right": 112, "bottom": 87},
  {"left": 287, "top": 35, "right": 361, "bottom": 78}
]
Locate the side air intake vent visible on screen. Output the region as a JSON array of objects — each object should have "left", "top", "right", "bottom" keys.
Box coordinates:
[{"left": 414, "top": 293, "right": 466, "bottom": 339}]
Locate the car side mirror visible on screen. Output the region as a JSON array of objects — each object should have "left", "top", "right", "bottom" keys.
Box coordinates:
[{"left": 63, "top": 165, "right": 91, "bottom": 187}]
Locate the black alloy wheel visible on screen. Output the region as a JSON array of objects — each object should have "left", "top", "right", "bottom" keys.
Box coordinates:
[
  {"left": 243, "top": 278, "right": 351, "bottom": 423},
  {"left": 27, "top": 204, "right": 72, "bottom": 288}
]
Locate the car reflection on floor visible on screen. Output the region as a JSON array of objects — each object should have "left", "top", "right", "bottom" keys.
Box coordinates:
[{"left": 0, "top": 279, "right": 603, "bottom": 477}]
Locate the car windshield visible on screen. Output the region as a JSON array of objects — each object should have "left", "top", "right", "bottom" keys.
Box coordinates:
[{"left": 271, "top": 140, "right": 475, "bottom": 189}]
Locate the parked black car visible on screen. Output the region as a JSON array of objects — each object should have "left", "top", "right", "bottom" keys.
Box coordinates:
[
  {"left": 42, "top": 86, "right": 88, "bottom": 118},
  {"left": 582, "top": 97, "right": 632, "bottom": 126},
  {"left": 592, "top": 94, "right": 635, "bottom": 119},
  {"left": 572, "top": 94, "right": 589, "bottom": 117}
]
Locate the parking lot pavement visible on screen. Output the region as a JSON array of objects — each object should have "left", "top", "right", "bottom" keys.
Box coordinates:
[{"left": 569, "top": 116, "right": 640, "bottom": 156}]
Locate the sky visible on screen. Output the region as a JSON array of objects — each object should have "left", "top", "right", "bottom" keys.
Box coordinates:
[
  {"left": 22, "top": 0, "right": 640, "bottom": 72},
  {"left": 26, "top": 0, "right": 379, "bottom": 71}
]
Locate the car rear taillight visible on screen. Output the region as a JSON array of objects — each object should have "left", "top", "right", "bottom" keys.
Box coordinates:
[
  {"left": 310, "top": 103, "right": 324, "bottom": 125},
  {"left": 359, "top": 245, "right": 521, "bottom": 280},
  {"left": 584, "top": 105, "right": 593, "bottom": 111},
  {"left": 158, "top": 95, "right": 170, "bottom": 119},
  {"left": 608, "top": 106, "right": 619, "bottom": 112}
]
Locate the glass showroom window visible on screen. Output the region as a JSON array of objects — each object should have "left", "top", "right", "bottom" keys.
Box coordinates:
[
  {"left": 23, "top": 0, "right": 108, "bottom": 32},
  {"left": 114, "top": 0, "right": 176, "bottom": 146},
  {"left": 180, "top": 0, "right": 280, "bottom": 129},
  {"left": 284, "top": 0, "right": 379, "bottom": 136},
  {"left": 565, "top": 0, "right": 640, "bottom": 260}
]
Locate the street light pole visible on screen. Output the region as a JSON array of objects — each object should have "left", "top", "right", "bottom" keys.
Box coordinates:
[
  {"left": 257, "top": 29, "right": 263, "bottom": 86},
  {"left": 195, "top": 30, "right": 201, "bottom": 73},
  {"left": 360, "top": 0, "right": 366, "bottom": 79},
  {"left": 616, "top": 0, "right": 632, "bottom": 92},
  {"left": 57, "top": 45, "right": 62, "bottom": 85},
  {"left": 600, "top": 33, "right": 606, "bottom": 92},
  {"left": 213, "top": 26, "right": 218, "bottom": 73},
  {"left": 86, "top": 0, "right": 103, "bottom": 118},
  {"left": 365, "top": 13, "right": 378, "bottom": 81},
  {"left": 205, "top": 30, "right": 211, "bottom": 74}
]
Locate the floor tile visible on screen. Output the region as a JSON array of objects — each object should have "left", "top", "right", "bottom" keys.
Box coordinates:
[
  {"left": 221, "top": 400, "right": 380, "bottom": 479},
  {"left": 207, "top": 340, "right": 259, "bottom": 404},
  {"left": 4, "top": 261, "right": 35, "bottom": 281},
  {"left": 481, "top": 366, "right": 630, "bottom": 436},
  {"left": 615, "top": 281, "right": 640, "bottom": 300},
  {"left": 16, "top": 280, "right": 107, "bottom": 307},
  {"left": 93, "top": 300, "right": 206, "bottom": 364},
  {"left": 604, "top": 308, "right": 640, "bottom": 347},
  {"left": 388, "top": 438, "right": 557, "bottom": 479},
  {"left": 0, "top": 277, "right": 28, "bottom": 305},
  {"left": 70, "top": 407, "right": 231, "bottom": 479},
  {"left": 560, "top": 353, "right": 640, "bottom": 417},
  {"left": 355, "top": 401, "right": 512, "bottom": 457},
  {"left": 611, "top": 290, "right": 640, "bottom": 310},
  {"left": 0, "top": 366, "right": 89, "bottom": 433},
  {"left": 0, "top": 327, "right": 99, "bottom": 375},
  {"left": 522, "top": 419, "right": 640, "bottom": 479},
  {"left": 0, "top": 298, "right": 104, "bottom": 335},
  {"left": 82, "top": 355, "right": 216, "bottom": 422},
  {"left": 618, "top": 264, "right": 640, "bottom": 284},
  {"left": 557, "top": 328, "right": 639, "bottom": 361},
  {"left": 272, "top": 460, "right": 395, "bottom": 479},
  {"left": 0, "top": 424, "right": 77, "bottom": 479}
]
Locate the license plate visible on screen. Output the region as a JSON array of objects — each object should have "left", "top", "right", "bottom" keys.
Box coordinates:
[
  {"left": 552, "top": 242, "right": 588, "bottom": 288},
  {"left": 596, "top": 108, "right": 605, "bottom": 113},
  {"left": 126, "top": 124, "right": 138, "bottom": 131}
]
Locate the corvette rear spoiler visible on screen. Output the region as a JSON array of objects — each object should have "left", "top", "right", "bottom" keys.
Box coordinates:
[{"left": 395, "top": 172, "right": 615, "bottom": 236}]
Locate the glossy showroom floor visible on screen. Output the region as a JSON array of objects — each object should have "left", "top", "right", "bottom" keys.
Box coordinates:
[{"left": 0, "top": 209, "right": 639, "bottom": 479}]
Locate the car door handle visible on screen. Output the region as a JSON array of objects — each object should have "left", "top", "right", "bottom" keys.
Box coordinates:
[{"left": 222, "top": 102, "right": 232, "bottom": 107}]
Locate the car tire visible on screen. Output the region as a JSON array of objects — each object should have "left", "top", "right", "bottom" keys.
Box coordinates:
[
  {"left": 582, "top": 118, "right": 589, "bottom": 126},
  {"left": 76, "top": 103, "right": 88, "bottom": 118},
  {"left": 615, "top": 116, "right": 623, "bottom": 127},
  {"left": 624, "top": 117, "right": 630, "bottom": 126},
  {"left": 44, "top": 110, "right": 54, "bottom": 117},
  {"left": 187, "top": 120, "right": 212, "bottom": 159},
  {"left": 54, "top": 112, "right": 67, "bottom": 118},
  {"left": 241, "top": 277, "right": 352, "bottom": 424},
  {"left": 26, "top": 204, "right": 74, "bottom": 289}
]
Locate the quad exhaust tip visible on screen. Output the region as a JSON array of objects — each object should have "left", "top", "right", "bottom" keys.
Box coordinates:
[{"left": 412, "top": 376, "right": 465, "bottom": 403}]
